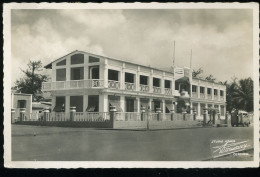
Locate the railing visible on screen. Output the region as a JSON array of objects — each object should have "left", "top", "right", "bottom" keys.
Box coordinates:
[
  {"left": 164, "top": 88, "right": 172, "bottom": 95},
  {"left": 74, "top": 112, "right": 110, "bottom": 121},
  {"left": 42, "top": 79, "right": 104, "bottom": 90},
  {"left": 174, "top": 90, "right": 181, "bottom": 96},
  {"left": 108, "top": 80, "right": 120, "bottom": 89},
  {"left": 49, "top": 112, "right": 69, "bottom": 121},
  {"left": 70, "top": 80, "right": 84, "bottom": 88},
  {"left": 200, "top": 93, "right": 205, "bottom": 98},
  {"left": 115, "top": 112, "right": 141, "bottom": 121},
  {"left": 153, "top": 86, "right": 161, "bottom": 93},
  {"left": 85, "top": 79, "right": 104, "bottom": 88},
  {"left": 192, "top": 92, "right": 198, "bottom": 98},
  {"left": 125, "top": 82, "right": 136, "bottom": 91},
  {"left": 220, "top": 96, "right": 224, "bottom": 101},
  {"left": 214, "top": 95, "right": 218, "bottom": 100},
  {"left": 139, "top": 84, "right": 149, "bottom": 92},
  {"left": 207, "top": 95, "right": 212, "bottom": 100}
]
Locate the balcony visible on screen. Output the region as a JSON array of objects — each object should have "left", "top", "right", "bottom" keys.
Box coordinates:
[
  {"left": 164, "top": 88, "right": 172, "bottom": 95},
  {"left": 42, "top": 79, "right": 104, "bottom": 91},
  {"left": 220, "top": 96, "right": 224, "bottom": 101},
  {"left": 108, "top": 80, "right": 120, "bottom": 89},
  {"left": 192, "top": 92, "right": 198, "bottom": 98},
  {"left": 139, "top": 84, "right": 149, "bottom": 92},
  {"left": 153, "top": 86, "right": 161, "bottom": 93},
  {"left": 125, "top": 82, "right": 136, "bottom": 91},
  {"left": 214, "top": 95, "right": 218, "bottom": 100},
  {"left": 180, "top": 90, "right": 189, "bottom": 97},
  {"left": 200, "top": 93, "right": 205, "bottom": 99},
  {"left": 207, "top": 94, "right": 212, "bottom": 100}
]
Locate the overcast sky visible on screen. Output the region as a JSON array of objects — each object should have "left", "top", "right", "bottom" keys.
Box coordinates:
[{"left": 11, "top": 9, "right": 253, "bottom": 84}]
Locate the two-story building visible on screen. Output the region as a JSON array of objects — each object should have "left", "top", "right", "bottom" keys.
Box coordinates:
[{"left": 42, "top": 50, "right": 226, "bottom": 119}]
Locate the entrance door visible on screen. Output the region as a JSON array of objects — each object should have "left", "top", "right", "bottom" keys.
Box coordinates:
[{"left": 126, "top": 98, "right": 134, "bottom": 112}]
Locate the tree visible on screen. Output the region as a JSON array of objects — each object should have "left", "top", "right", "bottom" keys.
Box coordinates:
[
  {"left": 232, "top": 77, "right": 254, "bottom": 112},
  {"left": 192, "top": 67, "right": 203, "bottom": 78},
  {"left": 225, "top": 77, "right": 253, "bottom": 113},
  {"left": 205, "top": 74, "right": 216, "bottom": 82},
  {"left": 13, "top": 60, "right": 48, "bottom": 101}
]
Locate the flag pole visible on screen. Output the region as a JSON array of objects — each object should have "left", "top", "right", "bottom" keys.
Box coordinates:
[{"left": 190, "top": 49, "right": 192, "bottom": 69}]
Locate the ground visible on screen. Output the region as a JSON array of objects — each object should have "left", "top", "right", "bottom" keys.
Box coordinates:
[{"left": 12, "top": 125, "right": 254, "bottom": 161}]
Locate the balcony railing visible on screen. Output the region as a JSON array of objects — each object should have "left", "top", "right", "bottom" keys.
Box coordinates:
[
  {"left": 42, "top": 79, "right": 104, "bottom": 91},
  {"left": 164, "top": 88, "right": 172, "bottom": 95},
  {"left": 214, "top": 95, "right": 218, "bottom": 100},
  {"left": 192, "top": 92, "right": 198, "bottom": 98},
  {"left": 153, "top": 86, "right": 161, "bottom": 93},
  {"left": 220, "top": 96, "right": 224, "bottom": 101},
  {"left": 139, "top": 84, "right": 149, "bottom": 92},
  {"left": 108, "top": 80, "right": 120, "bottom": 89},
  {"left": 207, "top": 94, "right": 212, "bottom": 100},
  {"left": 125, "top": 82, "right": 136, "bottom": 91},
  {"left": 200, "top": 93, "right": 205, "bottom": 98}
]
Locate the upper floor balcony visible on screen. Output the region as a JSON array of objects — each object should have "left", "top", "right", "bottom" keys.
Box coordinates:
[{"left": 191, "top": 91, "right": 225, "bottom": 102}]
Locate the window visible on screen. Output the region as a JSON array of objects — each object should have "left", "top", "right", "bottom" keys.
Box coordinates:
[
  {"left": 89, "top": 66, "right": 99, "bottom": 79},
  {"left": 89, "top": 56, "right": 100, "bottom": 63},
  {"left": 207, "top": 88, "right": 211, "bottom": 94},
  {"left": 87, "top": 95, "right": 99, "bottom": 112},
  {"left": 153, "top": 78, "right": 160, "bottom": 87},
  {"left": 140, "top": 75, "right": 148, "bottom": 85},
  {"left": 220, "top": 90, "right": 224, "bottom": 96},
  {"left": 56, "top": 68, "right": 66, "bottom": 81},
  {"left": 192, "top": 85, "right": 197, "bottom": 92},
  {"left": 56, "top": 59, "right": 66, "bottom": 66},
  {"left": 71, "top": 54, "right": 84, "bottom": 64},
  {"left": 17, "top": 100, "right": 26, "bottom": 108},
  {"left": 70, "top": 96, "right": 83, "bottom": 112},
  {"left": 108, "top": 69, "right": 119, "bottom": 81},
  {"left": 125, "top": 73, "right": 134, "bottom": 83},
  {"left": 164, "top": 80, "right": 171, "bottom": 88},
  {"left": 214, "top": 89, "right": 218, "bottom": 95},
  {"left": 71, "top": 67, "right": 84, "bottom": 80},
  {"left": 200, "top": 87, "right": 204, "bottom": 93},
  {"left": 53, "top": 96, "right": 65, "bottom": 112}
]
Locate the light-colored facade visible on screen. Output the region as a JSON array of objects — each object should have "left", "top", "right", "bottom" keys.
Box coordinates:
[
  {"left": 42, "top": 50, "right": 226, "bottom": 119},
  {"left": 11, "top": 92, "right": 32, "bottom": 120}
]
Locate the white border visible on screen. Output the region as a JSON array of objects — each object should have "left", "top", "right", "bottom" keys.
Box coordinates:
[{"left": 3, "top": 2, "right": 259, "bottom": 168}]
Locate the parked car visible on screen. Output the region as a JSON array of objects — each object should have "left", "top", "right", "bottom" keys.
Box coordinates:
[{"left": 231, "top": 109, "right": 250, "bottom": 127}]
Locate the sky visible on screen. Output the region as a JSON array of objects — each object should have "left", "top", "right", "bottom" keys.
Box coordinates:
[{"left": 11, "top": 9, "right": 253, "bottom": 84}]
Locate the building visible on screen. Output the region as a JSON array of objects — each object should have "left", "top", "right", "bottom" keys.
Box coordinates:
[
  {"left": 42, "top": 50, "right": 226, "bottom": 119},
  {"left": 11, "top": 92, "right": 32, "bottom": 121}
]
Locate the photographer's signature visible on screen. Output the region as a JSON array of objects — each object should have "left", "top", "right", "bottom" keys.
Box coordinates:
[{"left": 211, "top": 140, "right": 250, "bottom": 157}]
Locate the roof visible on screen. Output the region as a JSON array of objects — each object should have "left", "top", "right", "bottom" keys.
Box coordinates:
[
  {"left": 44, "top": 50, "right": 176, "bottom": 74},
  {"left": 32, "top": 102, "right": 49, "bottom": 109},
  {"left": 192, "top": 77, "right": 226, "bottom": 86}
]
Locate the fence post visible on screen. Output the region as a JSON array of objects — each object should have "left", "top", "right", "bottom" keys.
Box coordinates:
[
  {"left": 182, "top": 111, "right": 187, "bottom": 121},
  {"left": 193, "top": 110, "right": 197, "bottom": 121},
  {"left": 11, "top": 108, "right": 15, "bottom": 124},
  {"left": 225, "top": 111, "right": 229, "bottom": 125},
  {"left": 43, "top": 107, "right": 50, "bottom": 122},
  {"left": 212, "top": 110, "right": 216, "bottom": 125},
  {"left": 110, "top": 106, "right": 117, "bottom": 128},
  {"left": 156, "top": 107, "right": 161, "bottom": 121},
  {"left": 141, "top": 107, "right": 145, "bottom": 121},
  {"left": 203, "top": 108, "right": 207, "bottom": 126},
  {"left": 19, "top": 108, "right": 26, "bottom": 122},
  {"left": 170, "top": 110, "right": 174, "bottom": 121},
  {"left": 70, "top": 107, "right": 76, "bottom": 121}
]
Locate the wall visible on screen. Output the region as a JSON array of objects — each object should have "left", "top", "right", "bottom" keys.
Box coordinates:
[{"left": 12, "top": 93, "right": 32, "bottom": 120}]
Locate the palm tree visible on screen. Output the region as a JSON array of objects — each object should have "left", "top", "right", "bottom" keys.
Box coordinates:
[{"left": 232, "top": 77, "right": 253, "bottom": 112}]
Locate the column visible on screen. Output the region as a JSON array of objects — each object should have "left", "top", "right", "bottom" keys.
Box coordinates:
[
  {"left": 136, "top": 66, "right": 140, "bottom": 91},
  {"left": 65, "top": 96, "right": 70, "bottom": 114},
  {"left": 218, "top": 88, "right": 220, "bottom": 101},
  {"left": 52, "top": 64, "right": 56, "bottom": 81},
  {"left": 211, "top": 87, "right": 214, "bottom": 100},
  {"left": 136, "top": 97, "right": 140, "bottom": 113},
  {"left": 83, "top": 95, "right": 88, "bottom": 112},
  {"left": 120, "top": 95, "right": 125, "bottom": 112},
  {"left": 190, "top": 102, "right": 193, "bottom": 114},
  {"left": 162, "top": 100, "right": 165, "bottom": 113},
  {"left": 51, "top": 96, "right": 56, "bottom": 112},
  {"left": 197, "top": 85, "right": 200, "bottom": 98},
  {"left": 104, "top": 60, "right": 108, "bottom": 88},
  {"left": 171, "top": 80, "right": 174, "bottom": 96},
  {"left": 121, "top": 63, "right": 125, "bottom": 90},
  {"left": 148, "top": 98, "right": 152, "bottom": 110},
  {"left": 198, "top": 103, "right": 201, "bottom": 118},
  {"left": 149, "top": 70, "right": 153, "bottom": 93},
  {"left": 99, "top": 94, "right": 108, "bottom": 112}
]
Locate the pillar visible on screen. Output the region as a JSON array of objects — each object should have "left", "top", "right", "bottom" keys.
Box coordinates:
[
  {"left": 11, "top": 108, "right": 15, "bottom": 124},
  {"left": 43, "top": 107, "right": 50, "bottom": 122},
  {"left": 162, "top": 100, "right": 165, "bottom": 113},
  {"left": 104, "top": 59, "right": 108, "bottom": 88},
  {"left": 141, "top": 106, "right": 145, "bottom": 121},
  {"left": 193, "top": 110, "right": 197, "bottom": 120},
  {"left": 171, "top": 109, "right": 175, "bottom": 121},
  {"left": 65, "top": 96, "right": 70, "bottom": 114},
  {"left": 19, "top": 108, "right": 26, "bottom": 121},
  {"left": 148, "top": 98, "right": 152, "bottom": 111},
  {"left": 137, "top": 97, "right": 140, "bottom": 113},
  {"left": 198, "top": 103, "right": 201, "bottom": 118},
  {"left": 120, "top": 95, "right": 125, "bottom": 112},
  {"left": 203, "top": 108, "right": 207, "bottom": 125},
  {"left": 70, "top": 107, "right": 76, "bottom": 121},
  {"left": 190, "top": 102, "right": 193, "bottom": 114},
  {"left": 156, "top": 107, "right": 161, "bottom": 121},
  {"left": 110, "top": 105, "right": 117, "bottom": 128},
  {"left": 83, "top": 95, "right": 88, "bottom": 112}
]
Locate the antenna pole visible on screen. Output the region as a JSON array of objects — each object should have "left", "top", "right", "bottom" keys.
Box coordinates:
[{"left": 173, "top": 41, "right": 175, "bottom": 71}]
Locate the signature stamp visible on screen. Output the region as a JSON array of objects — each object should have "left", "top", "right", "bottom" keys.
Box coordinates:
[{"left": 210, "top": 139, "right": 252, "bottom": 158}]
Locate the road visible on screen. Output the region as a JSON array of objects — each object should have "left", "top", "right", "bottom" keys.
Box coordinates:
[{"left": 11, "top": 125, "right": 254, "bottom": 161}]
